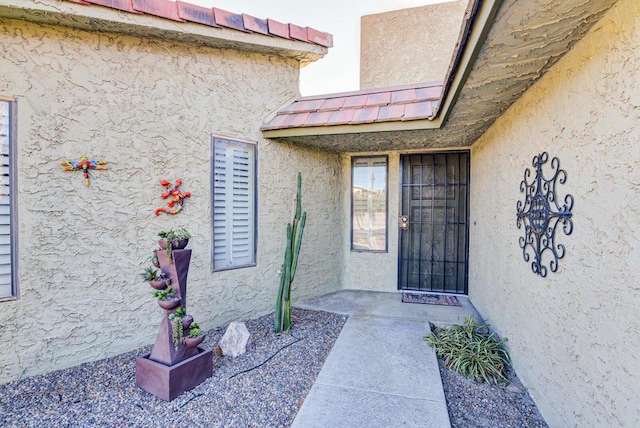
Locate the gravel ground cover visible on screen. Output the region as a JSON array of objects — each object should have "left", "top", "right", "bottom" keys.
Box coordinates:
[
  {"left": 0, "top": 309, "right": 346, "bottom": 428},
  {"left": 2, "top": 306, "right": 549, "bottom": 428},
  {"left": 439, "top": 359, "right": 549, "bottom": 428}
]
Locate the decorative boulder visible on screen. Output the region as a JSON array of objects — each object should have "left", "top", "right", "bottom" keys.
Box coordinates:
[{"left": 219, "top": 322, "right": 251, "bottom": 357}]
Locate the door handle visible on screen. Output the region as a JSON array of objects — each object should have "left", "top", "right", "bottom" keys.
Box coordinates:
[{"left": 399, "top": 215, "right": 409, "bottom": 231}]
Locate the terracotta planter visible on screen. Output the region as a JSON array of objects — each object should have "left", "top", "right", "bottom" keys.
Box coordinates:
[
  {"left": 158, "top": 239, "right": 189, "bottom": 250},
  {"left": 149, "top": 279, "right": 170, "bottom": 290},
  {"left": 184, "top": 334, "right": 205, "bottom": 348},
  {"left": 158, "top": 296, "right": 181, "bottom": 310}
]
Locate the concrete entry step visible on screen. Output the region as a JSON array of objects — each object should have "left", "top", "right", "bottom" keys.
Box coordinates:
[{"left": 295, "top": 289, "right": 482, "bottom": 324}]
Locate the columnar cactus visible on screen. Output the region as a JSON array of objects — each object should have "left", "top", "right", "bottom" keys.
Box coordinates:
[{"left": 275, "top": 172, "right": 307, "bottom": 333}]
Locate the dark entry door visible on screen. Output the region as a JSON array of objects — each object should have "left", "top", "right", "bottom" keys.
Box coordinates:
[{"left": 399, "top": 152, "right": 469, "bottom": 294}]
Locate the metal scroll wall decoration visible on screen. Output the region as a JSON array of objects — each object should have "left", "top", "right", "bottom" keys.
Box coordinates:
[
  {"left": 516, "top": 152, "right": 574, "bottom": 277},
  {"left": 61, "top": 155, "right": 108, "bottom": 186},
  {"left": 155, "top": 179, "right": 191, "bottom": 216}
]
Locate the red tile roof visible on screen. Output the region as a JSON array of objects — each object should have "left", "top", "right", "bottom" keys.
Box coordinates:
[
  {"left": 262, "top": 82, "right": 442, "bottom": 130},
  {"left": 61, "top": 0, "right": 333, "bottom": 48}
]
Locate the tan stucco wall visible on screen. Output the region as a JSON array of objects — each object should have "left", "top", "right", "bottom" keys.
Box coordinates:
[
  {"left": 468, "top": 0, "right": 640, "bottom": 425},
  {"left": 0, "top": 18, "right": 341, "bottom": 384},
  {"left": 340, "top": 152, "right": 399, "bottom": 292},
  {"left": 360, "top": 0, "right": 467, "bottom": 89}
]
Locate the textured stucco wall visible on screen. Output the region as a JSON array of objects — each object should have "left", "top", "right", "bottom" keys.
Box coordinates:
[
  {"left": 340, "top": 152, "right": 399, "bottom": 292},
  {"left": 0, "top": 18, "right": 341, "bottom": 384},
  {"left": 468, "top": 0, "right": 640, "bottom": 425},
  {"left": 360, "top": 0, "right": 467, "bottom": 89}
]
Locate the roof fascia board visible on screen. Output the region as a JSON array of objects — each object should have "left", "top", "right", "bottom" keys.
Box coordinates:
[
  {"left": 437, "top": 0, "right": 504, "bottom": 125},
  {"left": 0, "top": 1, "right": 326, "bottom": 61},
  {"left": 262, "top": 118, "right": 441, "bottom": 138}
]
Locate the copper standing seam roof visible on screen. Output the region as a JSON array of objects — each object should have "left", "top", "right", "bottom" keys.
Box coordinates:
[
  {"left": 61, "top": 0, "right": 333, "bottom": 48},
  {"left": 261, "top": 81, "right": 443, "bottom": 130}
]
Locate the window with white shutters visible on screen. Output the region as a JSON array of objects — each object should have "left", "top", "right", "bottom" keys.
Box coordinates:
[
  {"left": 212, "top": 136, "right": 256, "bottom": 271},
  {"left": 0, "top": 97, "right": 16, "bottom": 300}
]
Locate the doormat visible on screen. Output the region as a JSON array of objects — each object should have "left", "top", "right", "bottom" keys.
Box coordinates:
[{"left": 401, "top": 292, "right": 462, "bottom": 307}]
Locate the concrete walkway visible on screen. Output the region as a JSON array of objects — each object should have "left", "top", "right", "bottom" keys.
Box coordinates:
[{"left": 291, "top": 290, "right": 481, "bottom": 428}]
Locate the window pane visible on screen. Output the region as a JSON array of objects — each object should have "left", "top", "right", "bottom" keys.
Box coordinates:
[
  {"left": 352, "top": 156, "right": 387, "bottom": 251},
  {"left": 212, "top": 136, "right": 256, "bottom": 271}
]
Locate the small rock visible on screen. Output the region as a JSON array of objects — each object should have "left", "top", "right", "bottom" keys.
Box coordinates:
[{"left": 219, "top": 321, "right": 251, "bottom": 357}]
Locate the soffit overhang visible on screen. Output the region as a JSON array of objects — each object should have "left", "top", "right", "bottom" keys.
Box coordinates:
[{"left": 263, "top": 0, "right": 619, "bottom": 153}]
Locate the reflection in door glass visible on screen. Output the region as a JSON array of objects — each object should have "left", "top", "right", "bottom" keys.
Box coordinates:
[{"left": 351, "top": 156, "right": 387, "bottom": 251}]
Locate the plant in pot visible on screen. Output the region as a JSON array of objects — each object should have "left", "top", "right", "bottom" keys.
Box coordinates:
[
  {"left": 167, "top": 307, "right": 194, "bottom": 350},
  {"left": 175, "top": 306, "right": 193, "bottom": 329},
  {"left": 168, "top": 308, "right": 184, "bottom": 351},
  {"left": 184, "top": 322, "right": 205, "bottom": 348},
  {"left": 141, "top": 267, "right": 172, "bottom": 290},
  {"left": 158, "top": 228, "right": 191, "bottom": 263},
  {"left": 151, "top": 286, "right": 181, "bottom": 310}
]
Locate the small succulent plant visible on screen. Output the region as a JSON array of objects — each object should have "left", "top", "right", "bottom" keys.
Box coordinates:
[{"left": 189, "top": 322, "right": 202, "bottom": 338}]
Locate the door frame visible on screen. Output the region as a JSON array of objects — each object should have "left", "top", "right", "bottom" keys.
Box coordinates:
[{"left": 397, "top": 150, "right": 470, "bottom": 295}]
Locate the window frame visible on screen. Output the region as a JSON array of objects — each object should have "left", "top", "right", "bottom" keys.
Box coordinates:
[
  {"left": 0, "top": 95, "right": 18, "bottom": 302},
  {"left": 211, "top": 134, "right": 258, "bottom": 272},
  {"left": 350, "top": 155, "right": 389, "bottom": 253}
]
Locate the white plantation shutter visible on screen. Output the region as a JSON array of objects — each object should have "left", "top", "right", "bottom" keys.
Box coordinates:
[
  {"left": 0, "top": 99, "right": 15, "bottom": 299},
  {"left": 212, "top": 136, "right": 256, "bottom": 271}
]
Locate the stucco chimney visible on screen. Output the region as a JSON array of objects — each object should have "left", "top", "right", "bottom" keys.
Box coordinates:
[{"left": 360, "top": 0, "right": 467, "bottom": 89}]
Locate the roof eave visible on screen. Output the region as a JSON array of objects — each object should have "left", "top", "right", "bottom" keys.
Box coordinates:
[
  {"left": 262, "top": 118, "right": 442, "bottom": 139},
  {"left": 263, "top": 0, "right": 619, "bottom": 153},
  {"left": 436, "top": 0, "right": 503, "bottom": 125},
  {"left": 0, "top": 0, "right": 327, "bottom": 62}
]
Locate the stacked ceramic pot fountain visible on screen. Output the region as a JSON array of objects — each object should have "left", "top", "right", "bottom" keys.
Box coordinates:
[{"left": 135, "top": 238, "right": 212, "bottom": 401}]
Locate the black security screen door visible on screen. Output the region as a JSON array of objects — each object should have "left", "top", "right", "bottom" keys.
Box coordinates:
[{"left": 399, "top": 152, "right": 469, "bottom": 294}]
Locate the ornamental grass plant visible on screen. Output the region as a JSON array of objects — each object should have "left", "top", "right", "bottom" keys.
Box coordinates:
[{"left": 425, "top": 316, "right": 511, "bottom": 385}]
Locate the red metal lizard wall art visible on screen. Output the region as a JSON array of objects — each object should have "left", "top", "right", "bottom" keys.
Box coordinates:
[
  {"left": 61, "top": 155, "right": 108, "bottom": 186},
  {"left": 154, "top": 179, "right": 191, "bottom": 216}
]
